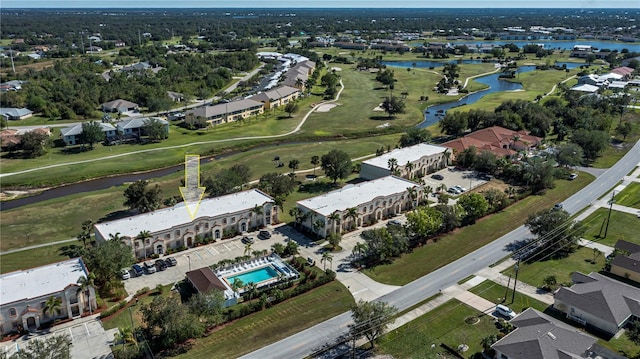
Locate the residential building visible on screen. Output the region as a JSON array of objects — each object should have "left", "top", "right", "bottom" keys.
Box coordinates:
[
  {"left": 610, "top": 240, "right": 640, "bottom": 284},
  {"left": 296, "top": 176, "right": 423, "bottom": 238},
  {"left": 553, "top": 271, "right": 640, "bottom": 336},
  {"left": 115, "top": 117, "right": 169, "bottom": 138},
  {"left": 94, "top": 189, "right": 276, "bottom": 259},
  {"left": 359, "top": 143, "right": 449, "bottom": 180},
  {"left": 186, "top": 267, "right": 239, "bottom": 307},
  {"left": 491, "top": 308, "right": 601, "bottom": 359},
  {"left": 281, "top": 60, "right": 316, "bottom": 90},
  {"left": 441, "top": 126, "right": 542, "bottom": 160},
  {"left": 570, "top": 84, "right": 600, "bottom": 93},
  {"left": 185, "top": 99, "right": 264, "bottom": 127},
  {"left": 60, "top": 122, "right": 117, "bottom": 146},
  {"left": 249, "top": 86, "right": 300, "bottom": 110},
  {"left": 0, "top": 107, "right": 33, "bottom": 120},
  {"left": 610, "top": 66, "right": 635, "bottom": 80},
  {"left": 0, "top": 129, "right": 21, "bottom": 150},
  {"left": 0, "top": 80, "right": 23, "bottom": 92},
  {"left": 167, "top": 91, "right": 184, "bottom": 102},
  {"left": 0, "top": 258, "right": 96, "bottom": 335},
  {"left": 100, "top": 99, "right": 139, "bottom": 114}
]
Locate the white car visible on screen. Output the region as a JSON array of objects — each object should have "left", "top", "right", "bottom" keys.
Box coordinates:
[
  {"left": 496, "top": 304, "right": 517, "bottom": 319},
  {"left": 120, "top": 268, "right": 131, "bottom": 280},
  {"left": 453, "top": 185, "right": 467, "bottom": 192}
]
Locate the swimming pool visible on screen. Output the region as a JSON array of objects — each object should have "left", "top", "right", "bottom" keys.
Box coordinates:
[{"left": 226, "top": 266, "right": 279, "bottom": 285}]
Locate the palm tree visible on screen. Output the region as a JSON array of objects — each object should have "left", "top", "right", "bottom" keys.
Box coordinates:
[
  {"left": 387, "top": 158, "right": 398, "bottom": 173},
  {"left": 274, "top": 195, "right": 285, "bottom": 222},
  {"left": 76, "top": 219, "right": 93, "bottom": 248},
  {"left": 288, "top": 159, "right": 300, "bottom": 174},
  {"left": 246, "top": 282, "right": 258, "bottom": 300},
  {"left": 328, "top": 211, "right": 341, "bottom": 235},
  {"left": 250, "top": 205, "right": 264, "bottom": 228},
  {"left": 136, "top": 230, "right": 151, "bottom": 259},
  {"left": 406, "top": 187, "right": 418, "bottom": 209},
  {"left": 313, "top": 219, "right": 324, "bottom": 237},
  {"left": 295, "top": 78, "right": 303, "bottom": 88},
  {"left": 343, "top": 207, "right": 359, "bottom": 231},
  {"left": 231, "top": 278, "right": 244, "bottom": 293},
  {"left": 424, "top": 185, "right": 433, "bottom": 199},
  {"left": 77, "top": 273, "right": 95, "bottom": 314},
  {"left": 244, "top": 242, "right": 253, "bottom": 256},
  {"left": 44, "top": 295, "right": 62, "bottom": 320},
  {"left": 321, "top": 252, "right": 333, "bottom": 271},
  {"left": 404, "top": 161, "right": 415, "bottom": 179},
  {"left": 505, "top": 186, "right": 516, "bottom": 199},
  {"left": 310, "top": 155, "right": 320, "bottom": 177},
  {"left": 271, "top": 242, "right": 285, "bottom": 256},
  {"left": 115, "top": 326, "right": 137, "bottom": 352},
  {"left": 352, "top": 242, "right": 367, "bottom": 263}
]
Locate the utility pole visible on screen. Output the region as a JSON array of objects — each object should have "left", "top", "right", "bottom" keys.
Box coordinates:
[
  {"left": 604, "top": 191, "right": 615, "bottom": 238},
  {"left": 511, "top": 258, "right": 520, "bottom": 303},
  {"left": 504, "top": 274, "right": 512, "bottom": 303}
]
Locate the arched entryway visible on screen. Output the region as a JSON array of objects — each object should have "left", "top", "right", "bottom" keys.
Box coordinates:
[
  {"left": 240, "top": 222, "right": 247, "bottom": 232},
  {"left": 156, "top": 244, "right": 164, "bottom": 255},
  {"left": 186, "top": 237, "right": 193, "bottom": 247},
  {"left": 26, "top": 317, "right": 36, "bottom": 331},
  {"left": 214, "top": 229, "right": 221, "bottom": 239}
]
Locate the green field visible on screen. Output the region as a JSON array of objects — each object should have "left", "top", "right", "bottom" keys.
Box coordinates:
[
  {"left": 579, "top": 208, "right": 640, "bottom": 246},
  {"left": 377, "top": 299, "right": 497, "bottom": 358},
  {"left": 364, "top": 174, "right": 594, "bottom": 285},
  {"left": 468, "top": 280, "right": 549, "bottom": 313},
  {"left": 502, "top": 246, "right": 605, "bottom": 289},
  {"left": 614, "top": 182, "right": 640, "bottom": 209}
]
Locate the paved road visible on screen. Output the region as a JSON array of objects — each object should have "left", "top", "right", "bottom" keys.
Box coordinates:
[{"left": 241, "top": 139, "right": 640, "bottom": 359}]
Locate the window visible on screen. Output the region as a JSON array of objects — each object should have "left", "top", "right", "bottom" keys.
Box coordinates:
[
  {"left": 40, "top": 302, "right": 46, "bottom": 309},
  {"left": 231, "top": 217, "right": 236, "bottom": 223},
  {"left": 135, "top": 242, "right": 140, "bottom": 248},
  {"left": 223, "top": 218, "right": 227, "bottom": 224},
  {"left": 175, "top": 230, "right": 181, "bottom": 236},
  {"left": 195, "top": 225, "right": 200, "bottom": 232},
  {"left": 9, "top": 308, "right": 16, "bottom": 317},
  {"left": 145, "top": 238, "right": 150, "bottom": 245},
  {"left": 205, "top": 223, "right": 209, "bottom": 230},
  {"left": 362, "top": 207, "right": 366, "bottom": 214},
  {"left": 165, "top": 234, "right": 170, "bottom": 240}
]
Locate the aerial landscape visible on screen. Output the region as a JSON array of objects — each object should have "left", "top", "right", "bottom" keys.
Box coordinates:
[{"left": 1, "top": 1, "right": 640, "bottom": 358}]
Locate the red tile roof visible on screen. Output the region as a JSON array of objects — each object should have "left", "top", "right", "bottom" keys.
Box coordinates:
[{"left": 441, "top": 126, "right": 541, "bottom": 157}]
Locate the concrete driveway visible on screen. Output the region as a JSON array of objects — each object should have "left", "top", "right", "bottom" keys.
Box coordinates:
[{"left": 422, "top": 167, "right": 487, "bottom": 195}]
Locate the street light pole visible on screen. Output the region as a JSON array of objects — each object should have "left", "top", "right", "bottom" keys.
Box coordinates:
[
  {"left": 511, "top": 259, "right": 520, "bottom": 304},
  {"left": 604, "top": 191, "right": 615, "bottom": 238},
  {"left": 187, "top": 255, "right": 191, "bottom": 272}
]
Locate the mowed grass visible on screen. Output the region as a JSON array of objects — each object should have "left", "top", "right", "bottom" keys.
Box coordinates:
[
  {"left": 614, "top": 182, "right": 640, "bottom": 209},
  {"left": 0, "top": 242, "right": 76, "bottom": 274},
  {"left": 590, "top": 145, "right": 631, "bottom": 169},
  {"left": 502, "top": 246, "right": 605, "bottom": 289},
  {"left": 468, "top": 280, "right": 549, "bottom": 313},
  {"left": 377, "top": 299, "right": 497, "bottom": 359},
  {"left": 365, "top": 174, "right": 594, "bottom": 285},
  {"left": 173, "top": 281, "right": 354, "bottom": 359},
  {"left": 579, "top": 208, "right": 640, "bottom": 246}
]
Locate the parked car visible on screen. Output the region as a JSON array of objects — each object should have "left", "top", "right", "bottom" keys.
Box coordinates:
[
  {"left": 496, "top": 304, "right": 517, "bottom": 320},
  {"left": 453, "top": 185, "right": 467, "bottom": 192},
  {"left": 241, "top": 236, "right": 254, "bottom": 244},
  {"left": 568, "top": 173, "right": 578, "bottom": 180},
  {"left": 121, "top": 268, "right": 131, "bottom": 280},
  {"left": 258, "top": 230, "right": 272, "bottom": 240},
  {"left": 431, "top": 174, "right": 444, "bottom": 180},
  {"left": 554, "top": 203, "right": 564, "bottom": 209},
  {"left": 447, "top": 187, "right": 461, "bottom": 194},
  {"left": 131, "top": 264, "right": 144, "bottom": 277},
  {"left": 477, "top": 173, "right": 491, "bottom": 181},
  {"left": 387, "top": 219, "right": 402, "bottom": 226},
  {"left": 155, "top": 259, "right": 167, "bottom": 271},
  {"left": 144, "top": 262, "right": 156, "bottom": 274},
  {"left": 165, "top": 257, "right": 177, "bottom": 266}
]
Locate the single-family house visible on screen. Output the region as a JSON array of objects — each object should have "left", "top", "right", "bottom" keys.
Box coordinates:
[
  {"left": 296, "top": 176, "right": 423, "bottom": 238},
  {"left": 114, "top": 40, "right": 126, "bottom": 48},
  {"left": 0, "top": 80, "right": 23, "bottom": 92},
  {"left": 60, "top": 122, "right": 117, "bottom": 146},
  {"left": 0, "top": 258, "right": 96, "bottom": 335},
  {"left": 0, "top": 129, "right": 21, "bottom": 150},
  {"left": 570, "top": 84, "right": 600, "bottom": 93},
  {"left": 491, "top": 308, "right": 600, "bottom": 359},
  {"left": 0, "top": 107, "right": 33, "bottom": 120},
  {"left": 578, "top": 74, "right": 608, "bottom": 87},
  {"left": 94, "top": 189, "right": 277, "bottom": 259},
  {"left": 553, "top": 271, "right": 640, "bottom": 336},
  {"left": 610, "top": 240, "right": 640, "bottom": 283},
  {"left": 101, "top": 99, "right": 139, "bottom": 114},
  {"left": 249, "top": 86, "right": 300, "bottom": 110},
  {"left": 185, "top": 99, "right": 264, "bottom": 127},
  {"left": 186, "top": 267, "right": 239, "bottom": 307},
  {"left": 359, "top": 143, "right": 449, "bottom": 180},
  {"left": 167, "top": 91, "right": 184, "bottom": 102},
  {"left": 441, "top": 126, "right": 542, "bottom": 160},
  {"left": 116, "top": 117, "right": 169, "bottom": 138}
]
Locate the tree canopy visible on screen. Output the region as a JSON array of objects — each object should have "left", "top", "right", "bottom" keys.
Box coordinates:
[
  {"left": 349, "top": 300, "right": 398, "bottom": 349},
  {"left": 123, "top": 180, "right": 163, "bottom": 213},
  {"left": 321, "top": 149, "right": 352, "bottom": 184},
  {"left": 80, "top": 121, "right": 105, "bottom": 150}
]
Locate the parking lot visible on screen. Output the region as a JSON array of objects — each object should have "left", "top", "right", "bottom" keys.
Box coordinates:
[{"left": 422, "top": 167, "right": 488, "bottom": 196}]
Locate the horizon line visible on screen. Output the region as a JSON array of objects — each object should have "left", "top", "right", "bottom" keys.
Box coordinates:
[{"left": 2, "top": 6, "right": 638, "bottom": 9}]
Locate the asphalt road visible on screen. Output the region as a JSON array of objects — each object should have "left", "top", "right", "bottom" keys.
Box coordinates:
[{"left": 241, "top": 139, "right": 640, "bottom": 359}]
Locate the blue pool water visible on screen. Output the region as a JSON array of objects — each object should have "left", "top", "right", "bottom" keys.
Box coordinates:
[{"left": 227, "top": 266, "right": 279, "bottom": 284}]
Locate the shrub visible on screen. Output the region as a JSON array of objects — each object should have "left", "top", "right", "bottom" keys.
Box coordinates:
[
  {"left": 135, "top": 287, "right": 151, "bottom": 297},
  {"left": 118, "top": 300, "right": 128, "bottom": 309}
]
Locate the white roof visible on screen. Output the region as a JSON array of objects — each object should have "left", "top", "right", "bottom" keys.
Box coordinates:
[
  {"left": 0, "top": 258, "right": 88, "bottom": 306},
  {"left": 609, "top": 81, "right": 628, "bottom": 89},
  {"left": 94, "top": 189, "right": 273, "bottom": 239},
  {"left": 362, "top": 143, "right": 447, "bottom": 169},
  {"left": 298, "top": 176, "right": 420, "bottom": 217},
  {"left": 570, "top": 84, "right": 600, "bottom": 93},
  {"left": 117, "top": 117, "right": 168, "bottom": 130},
  {"left": 60, "top": 122, "right": 115, "bottom": 137}
]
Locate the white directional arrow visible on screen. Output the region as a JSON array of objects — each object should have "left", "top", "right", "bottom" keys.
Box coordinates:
[{"left": 179, "top": 154, "right": 206, "bottom": 220}]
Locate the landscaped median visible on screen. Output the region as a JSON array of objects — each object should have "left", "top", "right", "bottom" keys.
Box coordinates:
[{"left": 364, "top": 174, "right": 595, "bottom": 285}]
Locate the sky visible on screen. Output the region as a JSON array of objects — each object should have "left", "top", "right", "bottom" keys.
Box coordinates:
[{"left": 2, "top": 0, "right": 639, "bottom": 8}]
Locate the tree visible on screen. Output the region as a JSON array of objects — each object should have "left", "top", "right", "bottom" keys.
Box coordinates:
[
  {"left": 187, "top": 290, "right": 225, "bottom": 325},
  {"left": 321, "top": 149, "right": 352, "bottom": 184},
  {"left": 283, "top": 102, "right": 299, "bottom": 117},
  {"left": 387, "top": 158, "right": 398, "bottom": 173},
  {"left": 244, "top": 242, "right": 253, "bottom": 256},
  {"left": 143, "top": 117, "right": 168, "bottom": 142},
  {"left": 439, "top": 112, "right": 468, "bottom": 136},
  {"left": 525, "top": 208, "right": 585, "bottom": 259},
  {"left": 327, "top": 233, "right": 342, "bottom": 250},
  {"left": 381, "top": 96, "right": 406, "bottom": 118},
  {"left": 481, "top": 334, "right": 498, "bottom": 352},
  {"left": 76, "top": 219, "right": 94, "bottom": 248},
  {"left": 457, "top": 146, "right": 477, "bottom": 168},
  {"left": 321, "top": 251, "right": 333, "bottom": 270},
  {"left": 399, "top": 127, "right": 431, "bottom": 147},
  {"left": 288, "top": 159, "right": 300, "bottom": 174},
  {"left": 136, "top": 230, "right": 152, "bottom": 259},
  {"left": 541, "top": 275, "right": 558, "bottom": 291},
  {"left": 406, "top": 206, "right": 443, "bottom": 241},
  {"left": 328, "top": 211, "right": 341, "bottom": 235},
  {"left": 627, "top": 319, "right": 640, "bottom": 346},
  {"left": 9, "top": 334, "right": 72, "bottom": 359},
  {"left": 343, "top": 207, "right": 359, "bottom": 230},
  {"left": 123, "top": 180, "right": 163, "bottom": 213},
  {"left": 349, "top": 300, "right": 398, "bottom": 349},
  {"left": 258, "top": 172, "right": 296, "bottom": 198},
  {"left": 20, "top": 130, "right": 50, "bottom": 158},
  {"left": 80, "top": 121, "right": 105, "bottom": 150},
  {"left": 114, "top": 326, "right": 137, "bottom": 353},
  {"left": 615, "top": 121, "right": 633, "bottom": 141},
  {"left": 83, "top": 239, "right": 135, "bottom": 290},
  {"left": 310, "top": 155, "right": 320, "bottom": 177},
  {"left": 44, "top": 295, "right": 62, "bottom": 319},
  {"left": 141, "top": 296, "right": 204, "bottom": 350},
  {"left": 571, "top": 129, "right": 609, "bottom": 161},
  {"left": 77, "top": 273, "right": 95, "bottom": 314},
  {"left": 457, "top": 193, "right": 489, "bottom": 224},
  {"left": 555, "top": 143, "right": 584, "bottom": 168},
  {"left": 523, "top": 157, "right": 557, "bottom": 193}
]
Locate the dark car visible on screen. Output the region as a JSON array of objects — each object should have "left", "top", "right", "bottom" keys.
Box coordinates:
[
  {"left": 165, "top": 257, "right": 177, "bottom": 267},
  {"left": 241, "top": 236, "right": 254, "bottom": 244},
  {"left": 155, "top": 259, "right": 167, "bottom": 271},
  {"left": 258, "top": 230, "right": 272, "bottom": 240},
  {"left": 431, "top": 174, "right": 444, "bottom": 180},
  {"left": 131, "top": 264, "right": 144, "bottom": 277}
]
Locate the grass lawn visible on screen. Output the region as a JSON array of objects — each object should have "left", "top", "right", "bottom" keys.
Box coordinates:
[
  {"left": 364, "top": 174, "right": 594, "bottom": 285},
  {"left": 0, "top": 242, "right": 77, "bottom": 273},
  {"left": 468, "top": 280, "right": 549, "bottom": 313},
  {"left": 579, "top": 208, "right": 640, "bottom": 246},
  {"left": 600, "top": 335, "right": 640, "bottom": 359},
  {"left": 501, "top": 246, "right": 605, "bottom": 289},
  {"left": 102, "top": 285, "right": 173, "bottom": 331},
  {"left": 377, "top": 299, "right": 498, "bottom": 359},
  {"left": 614, "top": 182, "right": 640, "bottom": 209},
  {"left": 590, "top": 145, "right": 631, "bottom": 169},
  {"left": 173, "top": 280, "right": 354, "bottom": 359}
]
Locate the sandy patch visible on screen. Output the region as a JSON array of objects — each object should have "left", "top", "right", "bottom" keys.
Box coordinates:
[
  {"left": 316, "top": 103, "right": 338, "bottom": 112},
  {"left": 446, "top": 88, "right": 459, "bottom": 96},
  {"left": 509, "top": 89, "right": 525, "bottom": 92},
  {"left": 373, "top": 103, "right": 385, "bottom": 111},
  {"left": 376, "top": 123, "right": 390, "bottom": 128},
  {"left": 331, "top": 66, "right": 342, "bottom": 71},
  {"left": 338, "top": 52, "right": 349, "bottom": 55}
]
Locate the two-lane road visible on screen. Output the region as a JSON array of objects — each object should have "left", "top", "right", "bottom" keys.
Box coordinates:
[{"left": 242, "top": 140, "right": 640, "bottom": 359}]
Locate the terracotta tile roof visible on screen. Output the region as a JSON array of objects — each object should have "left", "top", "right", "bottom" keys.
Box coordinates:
[{"left": 441, "top": 126, "right": 540, "bottom": 157}]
